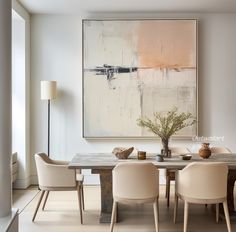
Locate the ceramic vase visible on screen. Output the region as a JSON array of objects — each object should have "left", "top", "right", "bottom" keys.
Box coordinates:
[
  {"left": 161, "top": 138, "right": 171, "bottom": 158},
  {"left": 199, "top": 143, "right": 211, "bottom": 159}
]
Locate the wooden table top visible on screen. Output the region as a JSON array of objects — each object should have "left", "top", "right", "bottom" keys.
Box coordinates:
[{"left": 69, "top": 153, "right": 236, "bottom": 170}]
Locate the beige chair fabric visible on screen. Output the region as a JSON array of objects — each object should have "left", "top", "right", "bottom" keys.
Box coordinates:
[
  {"left": 110, "top": 162, "right": 159, "bottom": 232},
  {"left": 165, "top": 147, "right": 191, "bottom": 207},
  {"left": 174, "top": 162, "right": 231, "bottom": 232},
  {"left": 211, "top": 147, "right": 232, "bottom": 154},
  {"left": 33, "top": 153, "right": 84, "bottom": 224},
  {"left": 202, "top": 147, "right": 231, "bottom": 210}
]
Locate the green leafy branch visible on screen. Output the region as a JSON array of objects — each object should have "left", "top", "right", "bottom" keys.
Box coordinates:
[{"left": 137, "top": 107, "right": 196, "bottom": 140}]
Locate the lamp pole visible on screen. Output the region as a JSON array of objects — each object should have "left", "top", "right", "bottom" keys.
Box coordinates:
[
  {"left": 41, "top": 81, "right": 57, "bottom": 157},
  {"left": 48, "top": 99, "right": 50, "bottom": 156}
]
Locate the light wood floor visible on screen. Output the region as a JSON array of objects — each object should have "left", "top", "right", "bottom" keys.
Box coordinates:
[{"left": 13, "top": 186, "right": 236, "bottom": 232}]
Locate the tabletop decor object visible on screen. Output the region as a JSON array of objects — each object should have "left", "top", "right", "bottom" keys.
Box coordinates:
[
  {"left": 179, "top": 154, "right": 192, "bottom": 160},
  {"left": 199, "top": 143, "right": 211, "bottom": 159},
  {"left": 137, "top": 107, "right": 196, "bottom": 158},
  {"left": 137, "top": 151, "right": 146, "bottom": 160},
  {"left": 112, "top": 147, "right": 134, "bottom": 159},
  {"left": 156, "top": 154, "right": 164, "bottom": 162}
]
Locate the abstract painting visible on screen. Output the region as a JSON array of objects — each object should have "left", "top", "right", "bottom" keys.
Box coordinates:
[{"left": 83, "top": 19, "right": 197, "bottom": 138}]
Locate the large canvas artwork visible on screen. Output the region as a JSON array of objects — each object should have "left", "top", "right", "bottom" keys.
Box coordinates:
[{"left": 83, "top": 19, "right": 197, "bottom": 138}]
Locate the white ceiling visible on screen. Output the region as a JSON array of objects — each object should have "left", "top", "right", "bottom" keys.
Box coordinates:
[{"left": 18, "top": 0, "right": 236, "bottom": 14}]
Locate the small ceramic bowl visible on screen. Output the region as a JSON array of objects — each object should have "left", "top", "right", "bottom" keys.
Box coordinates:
[
  {"left": 179, "top": 154, "right": 192, "bottom": 160},
  {"left": 156, "top": 154, "right": 164, "bottom": 162}
]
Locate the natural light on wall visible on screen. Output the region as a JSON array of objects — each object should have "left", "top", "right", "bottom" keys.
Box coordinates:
[{"left": 12, "top": 10, "right": 26, "bottom": 187}]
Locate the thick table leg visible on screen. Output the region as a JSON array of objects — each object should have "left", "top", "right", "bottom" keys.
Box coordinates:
[
  {"left": 92, "top": 169, "right": 113, "bottom": 223},
  {"left": 227, "top": 170, "right": 236, "bottom": 214}
]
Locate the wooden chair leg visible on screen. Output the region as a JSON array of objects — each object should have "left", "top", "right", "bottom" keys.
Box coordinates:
[
  {"left": 174, "top": 194, "right": 178, "bottom": 223},
  {"left": 216, "top": 203, "right": 219, "bottom": 223},
  {"left": 42, "top": 191, "right": 49, "bottom": 211},
  {"left": 167, "top": 177, "right": 170, "bottom": 207},
  {"left": 81, "top": 184, "right": 85, "bottom": 210},
  {"left": 153, "top": 199, "right": 159, "bottom": 232},
  {"left": 110, "top": 201, "right": 117, "bottom": 232},
  {"left": 223, "top": 201, "right": 232, "bottom": 232},
  {"left": 183, "top": 201, "right": 189, "bottom": 232},
  {"left": 114, "top": 203, "right": 118, "bottom": 223},
  {"left": 77, "top": 185, "right": 83, "bottom": 224},
  {"left": 32, "top": 190, "right": 45, "bottom": 222},
  {"left": 165, "top": 177, "right": 168, "bottom": 198}
]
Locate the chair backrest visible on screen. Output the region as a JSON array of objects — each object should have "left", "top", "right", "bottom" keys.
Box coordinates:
[
  {"left": 35, "top": 153, "right": 52, "bottom": 187},
  {"left": 177, "top": 162, "right": 228, "bottom": 200},
  {"left": 170, "top": 147, "right": 190, "bottom": 155},
  {"left": 211, "top": 147, "right": 231, "bottom": 154},
  {"left": 112, "top": 162, "right": 159, "bottom": 200},
  {"left": 35, "top": 152, "right": 76, "bottom": 188}
]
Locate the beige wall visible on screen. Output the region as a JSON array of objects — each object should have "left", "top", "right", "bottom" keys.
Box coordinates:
[{"left": 30, "top": 13, "right": 236, "bottom": 184}]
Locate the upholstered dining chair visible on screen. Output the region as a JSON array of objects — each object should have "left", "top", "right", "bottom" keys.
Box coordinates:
[
  {"left": 166, "top": 147, "right": 191, "bottom": 207},
  {"left": 203, "top": 146, "right": 231, "bottom": 209},
  {"left": 32, "top": 153, "right": 84, "bottom": 224},
  {"left": 110, "top": 162, "right": 159, "bottom": 232},
  {"left": 174, "top": 162, "right": 231, "bottom": 232},
  {"left": 211, "top": 147, "right": 232, "bottom": 154}
]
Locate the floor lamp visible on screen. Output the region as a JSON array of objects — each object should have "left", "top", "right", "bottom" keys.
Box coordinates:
[{"left": 41, "top": 81, "right": 57, "bottom": 157}]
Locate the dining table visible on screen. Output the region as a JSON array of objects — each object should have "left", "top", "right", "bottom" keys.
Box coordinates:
[{"left": 68, "top": 152, "right": 236, "bottom": 223}]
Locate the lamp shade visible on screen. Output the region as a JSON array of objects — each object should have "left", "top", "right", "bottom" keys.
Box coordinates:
[{"left": 41, "top": 81, "right": 57, "bottom": 100}]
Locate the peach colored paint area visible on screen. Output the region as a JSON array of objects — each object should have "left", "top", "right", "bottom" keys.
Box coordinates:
[{"left": 137, "top": 20, "right": 197, "bottom": 69}]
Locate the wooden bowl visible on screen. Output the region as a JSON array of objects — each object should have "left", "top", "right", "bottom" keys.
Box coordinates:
[
  {"left": 179, "top": 154, "right": 192, "bottom": 160},
  {"left": 112, "top": 147, "right": 134, "bottom": 159}
]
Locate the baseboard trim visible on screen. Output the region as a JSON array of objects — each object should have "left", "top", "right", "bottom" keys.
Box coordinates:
[
  {"left": 13, "top": 176, "right": 31, "bottom": 189},
  {"left": 29, "top": 175, "right": 38, "bottom": 185}
]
